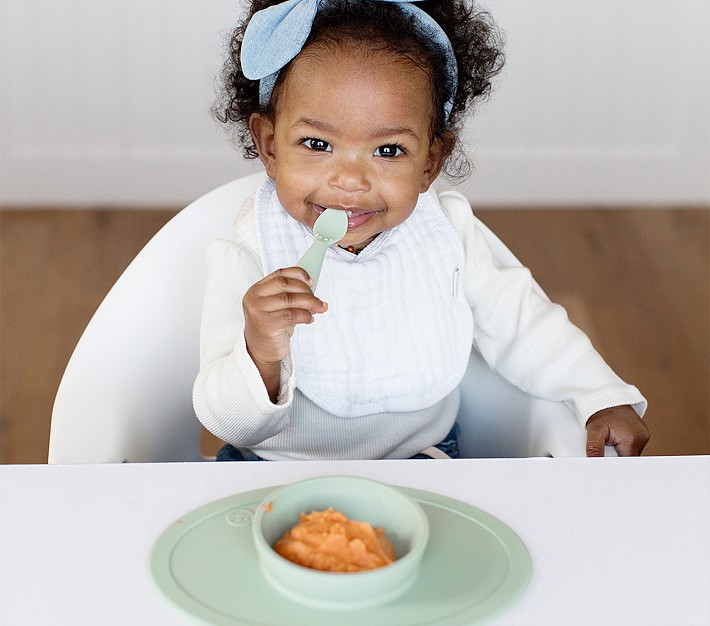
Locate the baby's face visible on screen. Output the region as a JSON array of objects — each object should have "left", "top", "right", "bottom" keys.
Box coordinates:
[{"left": 249, "top": 45, "right": 446, "bottom": 250}]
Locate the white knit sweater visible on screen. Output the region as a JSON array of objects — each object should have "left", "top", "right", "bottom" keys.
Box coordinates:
[{"left": 193, "top": 182, "right": 646, "bottom": 460}]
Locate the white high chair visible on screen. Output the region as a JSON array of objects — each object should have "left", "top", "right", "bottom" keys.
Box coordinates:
[{"left": 49, "top": 172, "right": 589, "bottom": 464}]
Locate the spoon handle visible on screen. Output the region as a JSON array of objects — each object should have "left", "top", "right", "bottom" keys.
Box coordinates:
[{"left": 296, "top": 239, "right": 331, "bottom": 290}]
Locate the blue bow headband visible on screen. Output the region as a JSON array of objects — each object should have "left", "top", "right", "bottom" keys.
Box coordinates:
[{"left": 241, "top": 0, "right": 458, "bottom": 119}]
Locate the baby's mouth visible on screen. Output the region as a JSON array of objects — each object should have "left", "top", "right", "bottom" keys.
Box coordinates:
[{"left": 314, "top": 204, "right": 378, "bottom": 230}]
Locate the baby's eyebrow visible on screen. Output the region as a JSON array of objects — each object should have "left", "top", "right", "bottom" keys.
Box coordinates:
[
  {"left": 371, "top": 126, "right": 420, "bottom": 141},
  {"left": 291, "top": 118, "right": 338, "bottom": 134},
  {"left": 292, "top": 118, "right": 419, "bottom": 141}
]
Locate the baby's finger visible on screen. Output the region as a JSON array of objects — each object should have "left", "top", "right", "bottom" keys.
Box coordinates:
[
  {"left": 259, "top": 291, "right": 328, "bottom": 315},
  {"left": 613, "top": 440, "right": 642, "bottom": 457},
  {"left": 248, "top": 272, "right": 313, "bottom": 298},
  {"left": 611, "top": 428, "right": 648, "bottom": 457},
  {"left": 263, "top": 305, "right": 318, "bottom": 328},
  {"left": 585, "top": 421, "right": 609, "bottom": 457},
  {"left": 271, "top": 267, "right": 314, "bottom": 288}
]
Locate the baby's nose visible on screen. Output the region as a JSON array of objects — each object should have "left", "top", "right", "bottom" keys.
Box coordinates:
[{"left": 328, "top": 158, "right": 371, "bottom": 193}]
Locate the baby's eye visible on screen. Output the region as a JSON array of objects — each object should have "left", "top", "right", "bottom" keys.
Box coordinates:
[
  {"left": 375, "top": 144, "right": 405, "bottom": 158},
  {"left": 304, "top": 138, "right": 331, "bottom": 152}
]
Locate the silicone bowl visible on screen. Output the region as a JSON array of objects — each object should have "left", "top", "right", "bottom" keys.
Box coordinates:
[{"left": 251, "top": 475, "right": 430, "bottom": 609}]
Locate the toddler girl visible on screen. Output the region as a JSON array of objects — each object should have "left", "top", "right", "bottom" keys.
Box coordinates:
[{"left": 193, "top": 0, "right": 649, "bottom": 460}]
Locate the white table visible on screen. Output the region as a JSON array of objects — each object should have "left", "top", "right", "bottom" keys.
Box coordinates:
[{"left": 1, "top": 457, "right": 709, "bottom": 625}]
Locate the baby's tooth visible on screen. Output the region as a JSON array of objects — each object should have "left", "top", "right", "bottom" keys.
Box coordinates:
[{"left": 346, "top": 210, "right": 353, "bottom": 217}]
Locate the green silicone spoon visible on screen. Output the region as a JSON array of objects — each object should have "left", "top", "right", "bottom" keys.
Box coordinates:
[{"left": 296, "top": 208, "right": 349, "bottom": 290}]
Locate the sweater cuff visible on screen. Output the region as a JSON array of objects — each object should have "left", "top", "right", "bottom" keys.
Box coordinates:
[
  {"left": 237, "top": 334, "right": 296, "bottom": 412},
  {"left": 278, "top": 347, "right": 296, "bottom": 406},
  {"left": 571, "top": 385, "right": 647, "bottom": 429}
]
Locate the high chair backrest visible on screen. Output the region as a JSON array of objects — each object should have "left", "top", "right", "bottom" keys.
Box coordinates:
[{"left": 49, "top": 173, "right": 588, "bottom": 463}]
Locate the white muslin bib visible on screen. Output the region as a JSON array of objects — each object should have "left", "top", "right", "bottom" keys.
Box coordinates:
[{"left": 254, "top": 178, "right": 474, "bottom": 417}]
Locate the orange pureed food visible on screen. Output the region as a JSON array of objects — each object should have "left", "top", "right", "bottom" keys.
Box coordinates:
[{"left": 274, "top": 507, "right": 396, "bottom": 572}]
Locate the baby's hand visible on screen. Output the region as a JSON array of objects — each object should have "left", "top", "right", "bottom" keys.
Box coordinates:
[
  {"left": 243, "top": 266, "right": 327, "bottom": 374},
  {"left": 585, "top": 405, "right": 650, "bottom": 457}
]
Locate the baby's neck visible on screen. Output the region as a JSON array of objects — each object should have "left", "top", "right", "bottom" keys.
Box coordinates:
[
  {"left": 338, "top": 244, "right": 364, "bottom": 255},
  {"left": 338, "top": 234, "right": 379, "bottom": 255}
]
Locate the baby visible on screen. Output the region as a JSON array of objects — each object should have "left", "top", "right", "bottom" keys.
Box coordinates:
[{"left": 193, "top": 0, "right": 649, "bottom": 460}]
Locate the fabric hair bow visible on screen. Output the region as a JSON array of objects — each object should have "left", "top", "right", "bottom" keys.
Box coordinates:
[{"left": 241, "top": 0, "right": 458, "bottom": 119}]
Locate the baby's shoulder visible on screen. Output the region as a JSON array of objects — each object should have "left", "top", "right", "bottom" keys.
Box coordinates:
[
  {"left": 206, "top": 239, "right": 245, "bottom": 272},
  {"left": 205, "top": 191, "right": 260, "bottom": 255},
  {"left": 432, "top": 187, "right": 475, "bottom": 235},
  {"left": 233, "top": 191, "right": 258, "bottom": 243}
]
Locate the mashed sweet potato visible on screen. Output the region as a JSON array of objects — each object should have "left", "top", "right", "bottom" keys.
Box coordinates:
[{"left": 274, "top": 507, "right": 396, "bottom": 572}]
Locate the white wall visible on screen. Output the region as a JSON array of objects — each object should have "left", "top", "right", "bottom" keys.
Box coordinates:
[
  {"left": 469, "top": 0, "right": 710, "bottom": 205},
  {"left": 1, "top": 0, "right": 708, "bottom": 206}
]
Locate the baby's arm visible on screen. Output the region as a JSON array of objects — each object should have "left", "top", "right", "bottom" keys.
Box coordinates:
[
  {"left": 466, "top": 240, "right": 647, "bottom": 454},
  {"left": 193, "top": 240, "right": 322, "bottom": 446},
  {"left": 443, "top": 194, "right": 648, "bottom": 455},
  {"left": 243, "top": 267, "right": 328, "bottom": 401}
]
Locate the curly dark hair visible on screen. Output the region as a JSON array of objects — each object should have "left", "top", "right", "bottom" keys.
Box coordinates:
[{"left": 212, "top": 0, "right": 505, "bottom": 181}]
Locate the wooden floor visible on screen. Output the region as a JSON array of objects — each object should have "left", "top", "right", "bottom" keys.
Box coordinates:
[{"left": 1, "top": 206, "right": 708, "bottom": 463}]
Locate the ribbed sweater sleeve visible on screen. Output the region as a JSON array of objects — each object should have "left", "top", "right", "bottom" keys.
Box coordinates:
[
  {"left": 192, "top": 239, "right": 296, "bottom": 445},
  {"left": 442, "top": 195, "right": 647, "bottom": 427}
]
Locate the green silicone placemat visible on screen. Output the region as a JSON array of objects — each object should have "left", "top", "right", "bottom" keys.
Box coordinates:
[{"left": 150, "top": 485, "right": 532, "bottom": 625}]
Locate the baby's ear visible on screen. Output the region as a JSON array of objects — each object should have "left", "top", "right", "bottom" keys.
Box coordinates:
[
  {"left": 249, "top": 113, "right": 277, "bottom": 177},
  {"left": 420, "top": 133, "right": 454, "bottom": 191}
]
